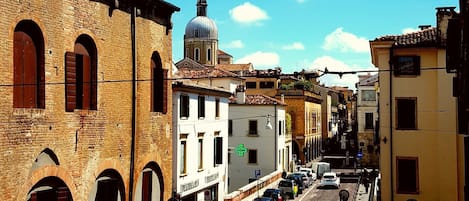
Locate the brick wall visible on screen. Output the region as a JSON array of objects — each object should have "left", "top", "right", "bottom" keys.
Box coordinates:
[{"left": 0, "top": 1, "right": 176, "bottom": 200}]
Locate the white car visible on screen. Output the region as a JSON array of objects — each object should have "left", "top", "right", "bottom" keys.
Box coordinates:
[
  {"left": 318, "top": 172, "right": 340, "bottom": 189},
  {"left": 299, "top": 167, "right": 317, "bottom": 182}
]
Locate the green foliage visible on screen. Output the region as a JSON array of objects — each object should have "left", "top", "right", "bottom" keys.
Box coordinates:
[{"left": 294, "top": 80, "right": 312, "bottom": 91}]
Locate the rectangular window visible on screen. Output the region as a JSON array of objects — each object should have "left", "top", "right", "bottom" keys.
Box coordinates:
[
  {"left": 396, "top": 98, "right": 417, "bottom": 130},
  {"left": 248, "top": 149, "right": 257, "bottom": 164},
  {"left": 214, "top": 136, "right": 223, "bottom": 165},
  {"left": 180, "top": 94, "right": 189, "bottom": 119},
  {"left": 198, "top": 138, "right": 203, "bottom": 170},
  {"left": 180, "top": 140, "right": 187, "bottom": 175},
  {"left": 249, "top": 120, "right": 258, "bottom": 135},
  {"left": 245, "top": 82, "right": 257, "bottom": 89},
  {"left": 215, "top": 98, "right": 220, "bottom": 118},
  {"left": 278, "top": 120, "right": 282, "bottom": 135},
  {"left": 259, "top": 81, "right": 275, "bottom": 89},
  {"left": 228, "top": 120, "right": 233, "bottom": 136},
  {"left": 198, "top": 96, "right": 205, "bottom": 118},
  {"left": 312, "top": 113, "right": 317, "bottom": 133},
  {"left": 397, "top": 157, "right": 419, "bottom": 194},
  {"left": 207, "top": 48, "right": 211, "bottom": 61},
  {"left": 393, "top": 56, "right": 420, "bottom": 76},
  {"left": 361, "top": 90, "right": 376, "bottom": 101},
  {"left": 365, "top": 113, "right": 374, "bottom": 129}
]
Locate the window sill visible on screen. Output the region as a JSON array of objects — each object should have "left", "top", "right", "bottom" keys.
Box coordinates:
[
  {"left": 179, "top": 173, "right": 187, "bottom": 177},
  {"left": 198, "top": 169, "right": 204, "bottom": 172},
  {"left": 247, "top": 134, "right": 259, "bottom": 137}
]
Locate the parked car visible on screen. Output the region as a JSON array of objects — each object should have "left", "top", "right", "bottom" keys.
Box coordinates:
[
  {"left": 291, "top": 172, "right": 312, "bottom": 188},
  {"left": 286, "top": 174, "right": 304, "bottom": 194},
  {"left": 262, "top": 188, "right": 285, "bottom": 201},
  {"left": 299, "top": 167, "right": 317, "bottom": 182},
  {"left": 318, "top": 172, "right": 340, "bottom": 189},
  {"left": 277, "top": 179, "right": 297, "bottom": 199},
  {"left": 253, "top": 197, "right": 274, "bottom": 201}
]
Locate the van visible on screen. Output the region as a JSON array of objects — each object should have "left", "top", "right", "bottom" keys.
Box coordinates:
[
  {"left": 312, "top": 162, "right": 331, "bottom": 179},
  {"left": 278, "top": 179, "right": 297, "bottom": 199}
]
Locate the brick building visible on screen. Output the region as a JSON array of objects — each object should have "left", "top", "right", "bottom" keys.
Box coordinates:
[{"left": 0, "top": 1, "right": 179, "bottom": 201}]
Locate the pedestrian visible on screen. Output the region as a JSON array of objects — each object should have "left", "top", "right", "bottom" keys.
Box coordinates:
[{"left": 363, "top": 177, "right": 370, "bottom": 193}]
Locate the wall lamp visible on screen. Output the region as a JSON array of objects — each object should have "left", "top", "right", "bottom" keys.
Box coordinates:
[{"left": 266, "top": 114, "right": 273, "bottom": 130}]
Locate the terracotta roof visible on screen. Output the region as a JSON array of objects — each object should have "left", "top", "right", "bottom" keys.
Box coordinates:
[
  {"left": 230, "top": 94, "right": 286, "bottom": 105},
  {"left": 217, "top": 49, "right": 232, "bottom": 57},
  {"left": 372, "top": 27, "right": 437, "bottom": 47},
  {"left": 216, "top": 63, "right": 253, "bottom": 72},
  {"left": 174, "top": 57, "right": 241, "bottom": 79}
]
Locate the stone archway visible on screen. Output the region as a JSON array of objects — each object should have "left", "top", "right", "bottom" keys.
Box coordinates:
[{"left": 27, "top": 176, "right": 72, "bottom": 201}]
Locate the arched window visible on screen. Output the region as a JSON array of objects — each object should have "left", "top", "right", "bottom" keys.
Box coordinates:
[
  {"left": 207, "top": 48, "right": 211, "bottom": 62},
  {"left": 65, "top": 35, "right": 97, "bottom": 112},
  {"left": 194, "top": 48, "right": 200, "bottom": 61},
  {"left": 90, "top": 169, "right": 125, "bottom": 201},
  {"left": 13, "top": 20, "right": 45, "bottom": 108},
  {"left": 151, "top": 52, "right": 167, "bottom": 113},
  {"left": 136, "top": 162, "right": 165, "bottom": 201}
]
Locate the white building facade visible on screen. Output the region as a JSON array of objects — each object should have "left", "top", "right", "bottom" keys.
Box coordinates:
[
  {"left": 227, "top": 92, "right": 288, "bottom": 192},
  {"left": 356, "top": 74, "right": 379, "bottom": 166},
  {"left": 172, "top": 81, "right": 232, "bottom": 201}
]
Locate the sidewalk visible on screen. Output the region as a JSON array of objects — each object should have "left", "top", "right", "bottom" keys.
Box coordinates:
[
  {"left": 241, "top": 178, "right": 282, "bottom": 201},
  {"left": 355, "top": 183, "right": 370, "bottom": 201}
]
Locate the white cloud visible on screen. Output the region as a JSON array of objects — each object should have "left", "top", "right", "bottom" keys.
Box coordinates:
[
  {"left": 282, "top": 42, "right": 305, "bottom": 50},
  {"left": 225, "top": 40, "right": 245, "bottom": 49},
  {"left": 322, "top": 27, "right": 370, "bottom": 53},
  {"left": 229, "top": 2, "right": 269, "bottom": 24},
  {"left": 308, "top": 56, "right": 359, "bottom": 90},
  {"left": 235, "top": 51, "right": 280, "bottom": 68},
  {"left": 402, "top": 27, "right": 420, "bottom": 34}
]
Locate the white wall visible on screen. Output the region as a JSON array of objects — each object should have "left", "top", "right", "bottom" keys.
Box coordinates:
[
  {"left": 227, "top": 104, "right": 286, "bottom": 192},
  {"left": 172, "top": 90, "right": 229, "bottom": 201}
]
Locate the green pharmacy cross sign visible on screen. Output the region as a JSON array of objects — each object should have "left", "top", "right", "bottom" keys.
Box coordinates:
[{"left": 235, "top": 144, "right": 248, "bottom": 157}]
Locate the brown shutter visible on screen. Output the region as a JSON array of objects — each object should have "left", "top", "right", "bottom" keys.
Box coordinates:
[
  {"left": 13, "top": 31, "right": 25, "bottom": 108},
  {"left": 65, "top": 52, "right": 77, "bottom": 112},
  {"left": 142, "top": 171, "right": 152, "bottom": 201},
  {"left": 23, "top": 34, "right": 38, "bottom": 108},
  {"left": 56, "top": 187, "right": 70, "bottom": 201},
  {"left": 29, "top": 191, "right": 37, "bottom": 201},
  {"left": 82, "top": 55, "right": 91, "bottom": 110},
  {"left": 162, "top": 69, "right": 168, "bottom": 114},
  {"left": 91, "top": 57, "right": 97, "bottom": 110}
]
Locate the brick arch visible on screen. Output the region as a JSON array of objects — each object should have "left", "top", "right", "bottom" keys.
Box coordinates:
[
  {"left": 70, "top": 29, "right": 101, "bottom": 56},
  {"left": 93, "top": 159, "right": 127, "bottom": 189},
  {"left": 10, "top": 15, "right": 48, "bottom": 49},
  {"left": 135, "top": 154, "right": 171, "bottom": 200},
  {"left": 18, "top": 165, "right": 77, "bottom": 201}
]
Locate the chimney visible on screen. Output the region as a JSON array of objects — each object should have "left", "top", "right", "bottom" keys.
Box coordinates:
[
  {"left": 436, "top": 6, "right": 457, "bottom": 45},
  {"left": 235, "top": 85, "right": 246, "bottom": 104}
]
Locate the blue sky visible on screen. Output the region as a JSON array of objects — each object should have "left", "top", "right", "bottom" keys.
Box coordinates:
[{"left": 168, "top": 0, "right": 456, "bottom": 90}]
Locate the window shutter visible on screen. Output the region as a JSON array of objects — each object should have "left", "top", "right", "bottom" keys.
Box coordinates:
[
  {"left": 23, "top": 33, "right": 38, "bottom": 108},
  {"left": 65, "top": 52, "right": 77, "bottom": 112},
  {"left": 56, "top": 187, "right": 70, "bottom": 201},
  {"left": 13, "top": 32, "right": 25, "bottom": 108},
  {"left": 82, "top": 55, "right": 91, "bottom": 110},
  {"left": 162, "top": 69, "right": 168, "bottom": 114},
  {"left": 91, "top": 56, "right": 97, "bottom": 110},
  {"left": 142, "top": 171, "right": 152, "bottom": 201}
]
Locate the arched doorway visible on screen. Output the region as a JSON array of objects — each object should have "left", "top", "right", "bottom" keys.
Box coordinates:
[{"left": 27, "top": 177, "right": 72, "bottom": 201}]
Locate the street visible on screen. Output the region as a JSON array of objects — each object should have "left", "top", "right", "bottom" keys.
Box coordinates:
[{"left": 292, "top": 169, "right": 359, "bottom": 201}]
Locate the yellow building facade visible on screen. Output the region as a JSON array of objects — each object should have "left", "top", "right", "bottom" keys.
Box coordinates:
[{"left": 370, "top": 8, "right": 465, "bottom": 200}]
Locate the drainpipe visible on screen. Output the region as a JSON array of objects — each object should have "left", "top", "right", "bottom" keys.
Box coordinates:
[
  {"left": 274, "top": 103, "right": 278, "bottom": 171},
  {"left": 129, "top": 5, "right": 137, "bottom": 201},
  {"left": 389, "top": 45, "right": 394, "bottom": 201}
]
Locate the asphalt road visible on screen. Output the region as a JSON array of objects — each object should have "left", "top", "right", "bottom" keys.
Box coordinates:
[{"left": 293, "top": 169, "right": 359, "bottom": 201}]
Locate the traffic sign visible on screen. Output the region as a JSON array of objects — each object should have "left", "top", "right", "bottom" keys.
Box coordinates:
[
  {"left": 255, "top": 169, "right": 261, "bottom": 178},
  {"left": 357, "top": 152, "right": 363, "bottom": 159}
]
